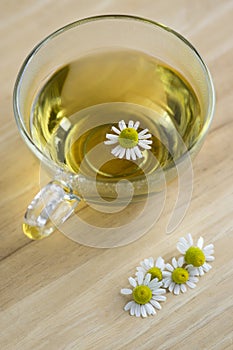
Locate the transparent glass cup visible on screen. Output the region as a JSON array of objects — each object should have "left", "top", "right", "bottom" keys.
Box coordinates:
[{"left": 13, "top": 15, "right": 215, "bottom": 245}]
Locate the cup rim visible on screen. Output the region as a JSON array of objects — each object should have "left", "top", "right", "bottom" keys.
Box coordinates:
[{"left": 13, "top": 14, "right": 215, "bottom": 179}]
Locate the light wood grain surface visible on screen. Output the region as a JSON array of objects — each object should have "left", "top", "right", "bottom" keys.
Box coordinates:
[{"left": 0, "top": 1, "right": 233, "bottom": 349}]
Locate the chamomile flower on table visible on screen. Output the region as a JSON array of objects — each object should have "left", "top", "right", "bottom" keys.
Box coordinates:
[
  {"left": 163, "top": 257, "right": 199, "bottom": 295},
  {"left": 176, "top": 233, "right": 215, "bottom": 276},
  {"left": 121, "top": 271, "right": 166, "bottom": 317},
  {"left": 104, "top": 120, "right": 152, "bottom": 160},
  {"left": 136, "top": 257, "right": 165, "bottom": 282}
]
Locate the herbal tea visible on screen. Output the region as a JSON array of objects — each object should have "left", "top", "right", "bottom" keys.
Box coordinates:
[{"left": 30, "top": 49, "right": 202, "bottom": 180}]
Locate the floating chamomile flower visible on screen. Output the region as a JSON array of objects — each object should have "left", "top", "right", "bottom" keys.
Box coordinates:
[
  {"left": 104, "top": 120, "right": 152, "bottom": 160},
  {"left": 163, "top": 257, "right": 199, "bottom": 295},
  {"left": 121, "top": 271, "right": 166, "bottom": 317},
  {"left": 177, "top": 233, "right": 215, "bottom": 276},
  {"left": 136, "top": 257, "right": 165, "bottom": 282}
]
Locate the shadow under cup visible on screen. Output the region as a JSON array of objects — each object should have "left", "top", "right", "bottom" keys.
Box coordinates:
[{"left": 13, "top": 15, "right": 215, "bottom": 247}]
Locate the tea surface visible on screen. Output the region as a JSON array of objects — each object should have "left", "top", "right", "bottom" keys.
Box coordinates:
[{"left": 31, "top": 49, "right": 202, "bottom": 180}]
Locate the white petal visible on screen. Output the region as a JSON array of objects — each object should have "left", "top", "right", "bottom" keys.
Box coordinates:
[
  {"left": 141, "top": 262, "right": 150, "bottom": 270},
  {"left": 150, "top": 299, "right": 162, "bottom": 310},
  {"left": 119, "top": 120, "right": 126, "bottom": 131},
  {"left": 188, "top": 266, "right": 199, "bottom": 276},
  {"left": 156, "top": 257, "right": 165, "bottom": 269},
  {"left": 104, "top": 140, "right": 118, "bottom": 145},
  {"left": 140, "top": 305, "right": 147, "bottom": 318},
  {"left": 135, "top": 271, "right": 143, "bottom": 281},
  {"left": 186, "top": 281, "right": 196, "bottom": 289},
  {"left": 133, "top": 121, "right": 140, "bottom": 130},
  {"left": 180, "top": 284, "right": 187, "bottom": 293},
  {"left": 130, "top": 302, "right": 136, "bottom": 316},
  {"left": 152, "top": 288, "right": 166, "bottom": 295},
  {"left": 202, "top": 262, "right": 212, "bottom": 272},
  {"left": 128, "top": 277, "right": 137, "bottom": 288},
  {"left": 172, "top": 257, "right": 178, "bottom": 268},
  {"left": 148, "top": 257, "right": 154, "bottom": 267},
  {"left": 111, "top": 145, "right": 122, "bottom": 156},
  {"left": 138, "top": 141, "right": 151, "bottom": 150},
  {"left": 189, "top": 276, "right": 199, "bottom": 283},
  {"left": 174, "top": 284, "right": 180, "bottom": 295},
  {"left": 128, "top": 120, "right": 134, "bottom": 128},
  {"left": 166, "top": 263, "right": 174, "bottom": 272},
  {"left": 198, "top": 267, "right": 205, "bottom": 276},
  {"left": 106, "top": 133, "right": 119, "bottom": 140},
  {"left": 205, "top": 256, "right": 215, "bottom": 262},
  {"left": 152, "top": 295, "right": 166, "bottom": 302},
  {"left": 144, "top": 303, "right": 152, "bottom": 315},
  {"left": 204, "top": 244, "right": 214, "bottom": 251},
  {"left": 189, "top": 271, "right": 199, "bottom": 277},
  {"left": 162, "top": 271, "right": 172, "bottom": 277},
  {"left": 169, "top": 282, "right": 175, "bottom": 293},
  {"left": 124, "top": 301, "right": 134, "bottom": 311},
  {"left": 204, "top": 250, "right": 214, "bottom": 256},
  {"left": 144, "top": 273, "right": 151, "bottom": 286},
  {"left": 141, "top": 264, "right": 150, "bottom": 272},
  {"left": 143, "top": 258, "right": 150, "bottom": 266},
  {"left": 137, "top": 272, "right": 144, "bottom": 285},
  {"left": 133, "top": 146, "right": 143, "bottom": 158},
  {"left": 187, "top": 233, "right": 193, "bottom": 246},
  {"left": 111, "top": 126, "right": 121, "bottom": 134},
  {"left": 126, "top": 148, "right": 131, "bottom": 160},
  {"left": 163, "top": 278, "right": 171, "bottom": 288},
  {"left": 114, "top": 146, "right": 124, "bottom": 157},
  {"left": 148, "top": 278, "right": 162, "bottom": 289},
  {"left": 151, "top": 307, "right": 156, "bottom": 316},
  {"left": 145, "top": 303, "right": 156, "bottom": 315},
  {"left": 138, "top": 128, "right": 149, "bottom": 136},
  {"left": 119, "top": 148, "right": 126, "bottom": 159},
  {"left": 121, "top": 288, "right": 133, "bottom": 295},
  {"left": 205, "top": 263, "right": 212, "bottom": 270},
  {"left": 138, "top": 133, "right": 152, "bottom": 140},
  {"left": 130, "top": 148, "right": 136, "bottom": 161},
  {"left": 177, "top": 243, "right": 187, "bottom": 254},
  {"left": 178, "top": 256, "right": 185, "bottom": 267},
  {"left": 140, "top": 139, "right": 152, "bottom": 144},
  {"left": 135, "top": 303, "right": 141, "bottom": 317},
  {"left": 148, "top": 281, "right": 160, "bottom": 291},
  {"left": 179, "top": 237, "right": 189, "bottom": 246},
  {"left": 197, "top": 236, "right": 204, "bottom": 249},
  {"left": 136, "top": 266, "right": 147, "bottom": 274}
]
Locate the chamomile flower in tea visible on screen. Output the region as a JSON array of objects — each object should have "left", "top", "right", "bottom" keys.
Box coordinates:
[{"left": 105, "top": 120, "right": 152, "bottom": 160}]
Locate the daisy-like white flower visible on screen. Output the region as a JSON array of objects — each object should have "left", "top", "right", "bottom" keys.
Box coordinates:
[
  {"left": 136, "top": 257, "right": 165, "bottom": 282},
  {"left": 176, "top": 233, "right": 215, "bottom": 276},
  {"left": 163, "top": 257, "right": 199, "bottom": 295},
  {"left": 121, "top": 271, "right": 166, "bottom": 317},
  {"left": 104, "top": 120, "right": 152, "bottom": 160}
]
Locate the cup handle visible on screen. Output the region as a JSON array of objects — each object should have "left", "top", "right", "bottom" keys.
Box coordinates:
[{"left": 22, "top": 180, "right": 81, "bottom": 240}]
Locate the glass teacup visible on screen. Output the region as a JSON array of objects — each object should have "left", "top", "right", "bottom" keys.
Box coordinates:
[{"left": 13, "top": 15, "right": 215, "bottom": 247}]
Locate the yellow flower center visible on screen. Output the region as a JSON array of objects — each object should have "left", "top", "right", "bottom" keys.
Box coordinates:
[
  {"left": 119, "top": 128, "right": 138, "bottom": 148},
  {"left": 185, "top": 247, "right": 205, "bottom": 267},
  {"left": 133, "top": 285, "right": 152, "bottom": 304},
  {"left": 147, "top": 267, "right": 163, "bottom": 281},
  {"left": 172, "top": 268, "right": 189, "bottom": 284}
]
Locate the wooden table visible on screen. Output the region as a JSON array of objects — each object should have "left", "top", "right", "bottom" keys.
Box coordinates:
[{"left": 1, "top": 1, "right": 233, "bottom": 349}]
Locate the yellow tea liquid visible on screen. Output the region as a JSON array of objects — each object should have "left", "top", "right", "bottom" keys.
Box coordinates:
[{"left": 30, "top": 49, "right": 202, "bottom": 180}]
